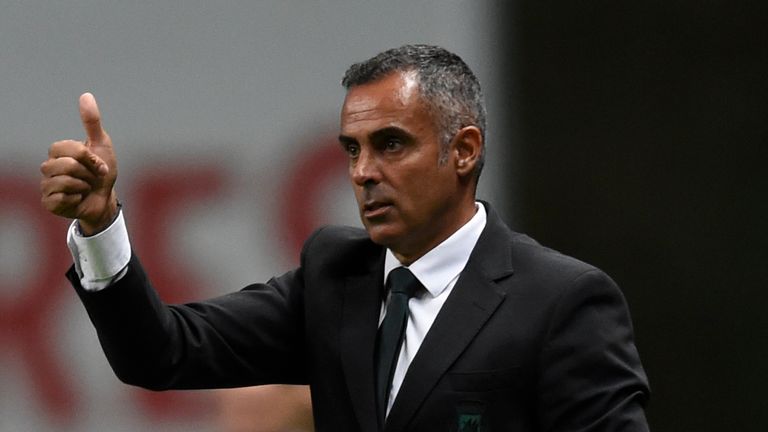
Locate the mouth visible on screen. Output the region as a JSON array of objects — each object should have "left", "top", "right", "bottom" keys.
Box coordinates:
[{"left": 362, "top": 200, "right": 393, "bottom": 219}]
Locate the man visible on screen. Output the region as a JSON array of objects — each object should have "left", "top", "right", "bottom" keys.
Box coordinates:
[{"left": 40, "top": 45, "right": 650, "bottom": 431}]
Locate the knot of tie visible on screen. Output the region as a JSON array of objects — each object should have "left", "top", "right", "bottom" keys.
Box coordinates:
[{"left": 387, "top": 266, "right": 420, "bottom": 298}]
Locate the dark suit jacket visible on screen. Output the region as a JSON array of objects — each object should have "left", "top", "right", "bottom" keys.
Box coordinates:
[{"left": 69, "top": 203, "right": 649, "bottom": 431}]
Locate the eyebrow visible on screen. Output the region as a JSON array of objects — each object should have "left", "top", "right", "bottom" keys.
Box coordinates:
[
  {"left": 338, "top": 126, "right": 412, "bottom": 146},
  {"left": 338, "top": 134, "right": 356, "bottom": 147}
]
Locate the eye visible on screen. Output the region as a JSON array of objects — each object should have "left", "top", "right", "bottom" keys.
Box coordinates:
[
  {"left": 344, "top": 143, "right": 360, "bottom": 158},
  {"left": 384, "top": 138, "right": 402, "bottom": 152}
]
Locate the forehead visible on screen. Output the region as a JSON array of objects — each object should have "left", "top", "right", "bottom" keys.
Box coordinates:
[{"left": 340, "top": 71, "right": 430, "bottom": 134}]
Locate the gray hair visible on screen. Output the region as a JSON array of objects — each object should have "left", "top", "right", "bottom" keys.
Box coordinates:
[{"left": 342, "top": 44, "right": 486, "bottom": 179}]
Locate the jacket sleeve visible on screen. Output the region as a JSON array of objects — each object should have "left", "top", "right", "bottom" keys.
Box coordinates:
[
  {"left": 536, "top": 269, "right": 650, "bottom": 431},
  {"left": 68, "top": 252, "right": 308, "bottom": 390}
]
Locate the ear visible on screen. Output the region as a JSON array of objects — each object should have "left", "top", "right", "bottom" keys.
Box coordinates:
[{"left": 452, "top": 126, "right": 483, "bottom": 178}]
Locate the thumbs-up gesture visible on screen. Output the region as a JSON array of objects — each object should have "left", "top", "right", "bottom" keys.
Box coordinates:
[{"left": 41, "top": 93, "right": 119, "bottom": 235}]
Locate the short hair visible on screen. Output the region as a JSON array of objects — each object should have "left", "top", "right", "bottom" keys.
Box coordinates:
[{"left": 342, "top": 44, "right": 486, "bottom": 179}]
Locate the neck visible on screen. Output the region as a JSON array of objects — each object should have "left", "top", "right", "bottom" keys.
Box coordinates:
[{"left": 392, "top": 199, "right": 478, "bottom": 266}]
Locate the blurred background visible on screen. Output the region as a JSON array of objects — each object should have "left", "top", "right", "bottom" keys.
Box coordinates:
[{"left": 0, "top": 1, "right": 764, "bottom": 431}]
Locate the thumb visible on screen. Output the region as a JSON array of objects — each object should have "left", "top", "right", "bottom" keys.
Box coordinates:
[{"left": 79, "top": 92, "right": 105, "bottom": 144}]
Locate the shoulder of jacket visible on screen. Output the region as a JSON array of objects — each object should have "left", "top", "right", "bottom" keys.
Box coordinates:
[
  {"left": 508, "top": 232, "right": 605, "bottom": 282},
  {"left": 301, "top": 225, "right": 382, "bottom": 274}
]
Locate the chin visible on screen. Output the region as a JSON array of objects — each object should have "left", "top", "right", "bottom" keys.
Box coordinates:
[{"left": 363, "top": 223, "right": 402, "bottom": 248}]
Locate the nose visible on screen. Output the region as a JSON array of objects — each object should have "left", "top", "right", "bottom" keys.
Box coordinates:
[{"left": 350, "top": 147, "right": 379, "bottom": 186}]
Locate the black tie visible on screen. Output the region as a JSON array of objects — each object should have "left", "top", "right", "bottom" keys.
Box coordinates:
[{"left": 375, "top": 267, "right": 421, "bottom": 426}]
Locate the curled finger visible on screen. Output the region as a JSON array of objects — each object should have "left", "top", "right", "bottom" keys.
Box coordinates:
[
  {"left": 41, "top": 175, "right": 92, "bottom": 197},
  {"left": 42, "top": 192, "right": 83, "bottom": 218},
  {"left": 40, "top": 157, "right": 98, "bottom": 184},
  {"left": 48, "top": 140, "right": 107, "bottom": 177}
]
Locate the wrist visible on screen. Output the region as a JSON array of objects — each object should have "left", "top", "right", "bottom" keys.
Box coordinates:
[{"left": 79, "top": 192, "right": 120, "bottom": 236}]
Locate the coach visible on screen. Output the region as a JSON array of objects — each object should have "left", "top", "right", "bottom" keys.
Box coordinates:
[{"left": 40, "top": 45, "right": 649, "bottom": 431}]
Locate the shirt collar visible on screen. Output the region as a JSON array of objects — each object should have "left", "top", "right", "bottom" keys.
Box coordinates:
[{"left": 384, "top": 202, "right": 487, "bottom": 298}]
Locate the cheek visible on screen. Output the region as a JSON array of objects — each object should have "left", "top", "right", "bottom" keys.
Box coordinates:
[
  {"left": 410, "top": 174, "right": 455, "bottom": 210},
  {"left": 396, "top": 177, "right": 440, "bottom": 216}
]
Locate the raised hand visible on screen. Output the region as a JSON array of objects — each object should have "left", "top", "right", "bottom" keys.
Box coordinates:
[{"left": 40, "top": 93, "right": 119, "bottom": 235}]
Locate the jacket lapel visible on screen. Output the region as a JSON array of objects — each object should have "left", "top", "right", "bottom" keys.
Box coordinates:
[
  {"left": 385, "top": 204, "right": 516, "bottom": 431},
  {"left": 340, "top": 259, "right": 385, "bottom": 432}
]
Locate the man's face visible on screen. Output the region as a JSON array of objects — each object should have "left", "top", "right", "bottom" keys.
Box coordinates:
[{"left": 339, "top": 71, "right": 464, "bottom": 262}]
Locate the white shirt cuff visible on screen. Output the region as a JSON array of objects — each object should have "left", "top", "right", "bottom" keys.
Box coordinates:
[{"left": 66, "top": 210, "right": 131, "bottom": 292}]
